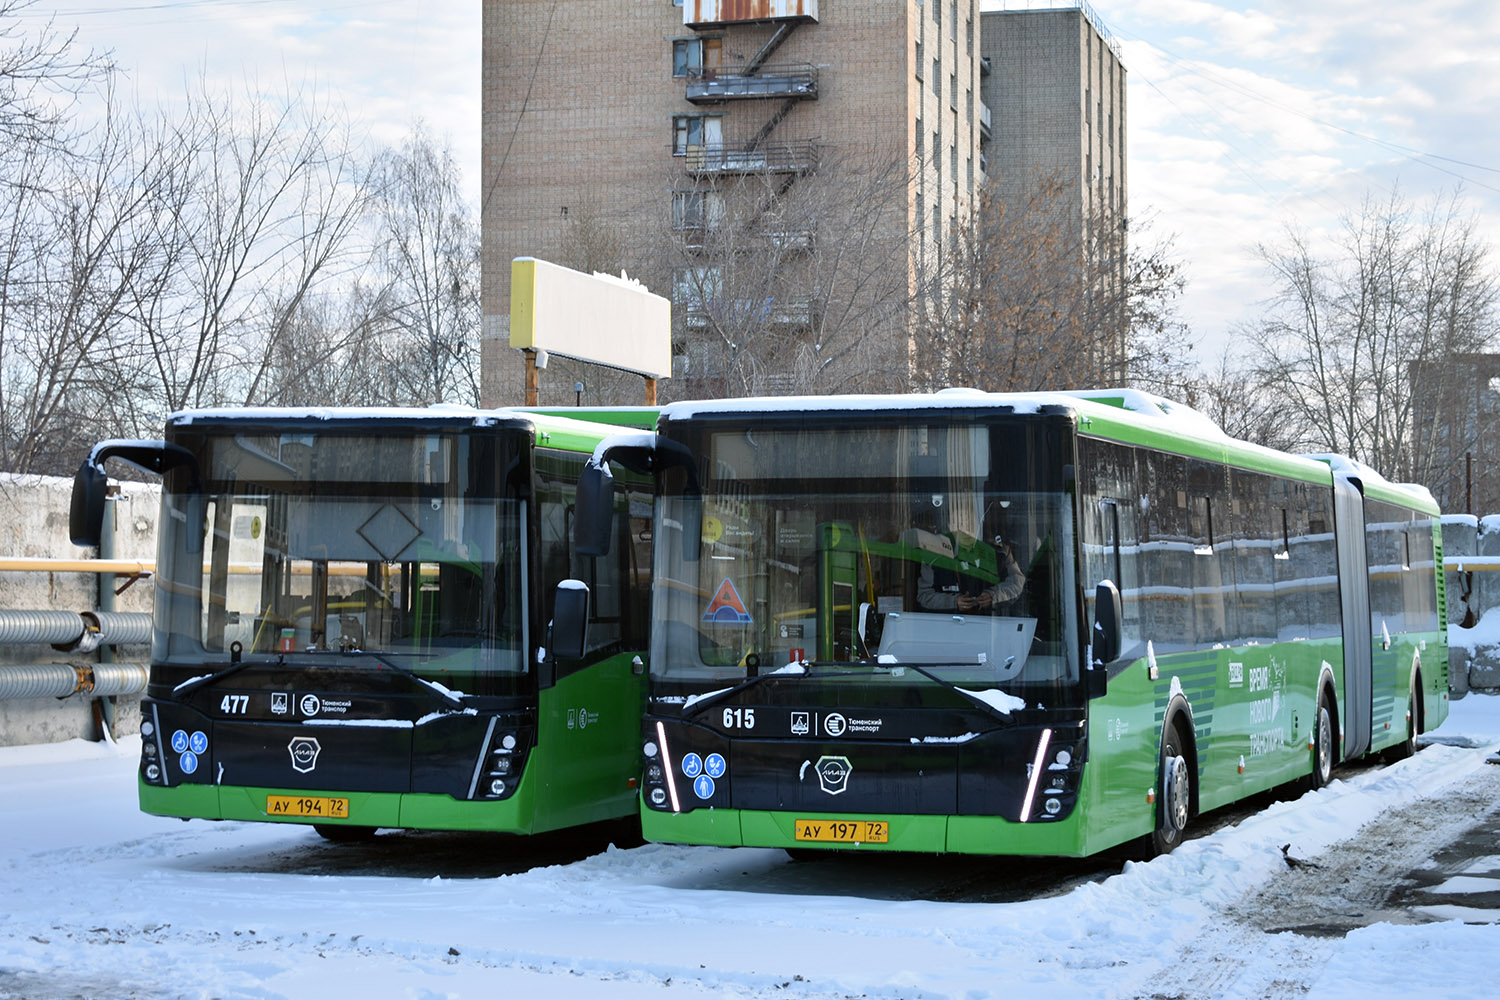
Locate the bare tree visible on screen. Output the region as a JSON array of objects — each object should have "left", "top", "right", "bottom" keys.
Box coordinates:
[
  {"left": 0, "top": 83, "right": 171, "bottom": 475},
  {"left": 127, "top": 77, "right": 371, "bottom": 414},
  {"left": 1247, "top": 185, "right": 1498, "bottom": 491},
  {"left": 0, "top": 0, "right": 108, "bottom": 154},
  {"left": 654, "top": 142, "right": 915, "bottom": 399},
  {"left": 362, "top": 123, "right": 481, "bottom": 406},
  {"left": 909, "top": 171, "right": 1190, "bottom": 394}
]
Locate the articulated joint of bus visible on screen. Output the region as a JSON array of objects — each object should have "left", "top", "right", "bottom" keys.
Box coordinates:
[{"left": 640, "top": 709, "right": 1086, "bottom": 823}]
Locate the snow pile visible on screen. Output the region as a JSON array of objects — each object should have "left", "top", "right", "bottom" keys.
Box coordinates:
[{"left": 2, "top": 700, "right": 1499, "bottom": 999}]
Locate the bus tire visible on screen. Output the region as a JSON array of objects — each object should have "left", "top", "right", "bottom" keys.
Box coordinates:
[
  {"left": 1149, "top": 722, "right": 1192, "bottom": 857},
  {"left": 1384, "top": 674, "right": 1420, "bottom": 762},
  {"left": 314, "top": 824, "right": 379, "bottom": 843},
  {"left": 1308, "top": 691, "right": 1336, "bottom": 790}
]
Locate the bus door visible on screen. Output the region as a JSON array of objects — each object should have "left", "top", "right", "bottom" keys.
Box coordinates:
[{"left": 1331, "top": 475, "right": 1372, "bottom": 758}]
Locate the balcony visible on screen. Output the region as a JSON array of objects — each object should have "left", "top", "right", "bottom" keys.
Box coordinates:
[
  {"left": 681, "top": 295, "right": 819, "bottom": 329},
  {"left": 686, "top": 63, "right": 818, "bottom": 104},
  {"left": 683, "top": 140, "right": 819, "bottom": 175},
  {"left": 684, "top": 0, "right": 819, "bottom": 29}
]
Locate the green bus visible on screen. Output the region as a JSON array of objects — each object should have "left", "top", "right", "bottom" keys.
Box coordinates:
[
  {"left": 71, "top": 406, "right": 654, "bottom": 840},
  {"left": 579, "top": 389, "right": 1448, "bottom": 856}
]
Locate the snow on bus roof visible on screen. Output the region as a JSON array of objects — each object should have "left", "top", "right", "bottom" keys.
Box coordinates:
[
  {"left": 661, "top": 387, "right": 1230, "bottom": 436},
  {"left": 1303, "top": 453, "right": 1438, "bottom": 508},
  {"left": 169, "top": 404, "right": 496, "bottom": 424},
  {"left": 166, "top": 405, "right": 628, "bottom": 435}
]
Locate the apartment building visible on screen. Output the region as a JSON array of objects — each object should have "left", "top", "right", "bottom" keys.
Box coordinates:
[
  {"left": 481, "top": 1, "right": 1119, "bottom": 405},
  {"left": 980, "top": 3, "right": 1128, "bottom": 370}
]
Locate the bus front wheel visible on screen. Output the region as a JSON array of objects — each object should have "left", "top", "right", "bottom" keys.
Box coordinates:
[{"left": 1149, "top": 725, "right": 1191, "bottom": 857}]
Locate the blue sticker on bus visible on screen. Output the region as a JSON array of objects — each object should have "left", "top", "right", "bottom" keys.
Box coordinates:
[
  {"left": 170, "top": 730, "right": 189, "bottom": 754},
  {"left": 705, "top": 753, "right": 726, "bottom": 778},
  {"left": 702, "top": 579, "right": 753, "bottom": 624},
  {"left": 681, "top": 752, "right": 703, "bottom": 779},
  {"left": 189, "top": 731, "right": 208, "bottom": 754},
  {"left": 693, "top": 774, "right": 715, "bottom": 800},
  {"left": 179, "top": 751, "right": 198, "bottom": 775}
]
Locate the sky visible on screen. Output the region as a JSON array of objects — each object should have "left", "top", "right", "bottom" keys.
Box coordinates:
[{"left": 11, "top": 0, "right": 1500, "bottom": 365}]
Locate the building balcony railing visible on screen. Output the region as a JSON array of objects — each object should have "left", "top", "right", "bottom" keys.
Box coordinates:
[
  {"left": 682, "top": 141, "right": 819, "bottom": 175},
  {"left": 672, "top": 225, "right": 816, "bottom": 253},
  {"left": 680, "top": 295, "right": 819, "bottom": 329},
  {"left": 684, "top": 0, "right": 819, "bottom": 29},
  {"left": 685, "top": 63, "right": 818, "bottom": 104}
]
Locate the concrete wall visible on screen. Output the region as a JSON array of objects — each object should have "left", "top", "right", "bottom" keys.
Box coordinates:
[{"left": 0, "top": 474, "right": 157, "bottom": 747}]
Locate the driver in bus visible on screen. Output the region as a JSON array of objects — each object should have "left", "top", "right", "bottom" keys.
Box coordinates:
[{"left": 907, "top": 496, "right": 1026, "bottom": 614}]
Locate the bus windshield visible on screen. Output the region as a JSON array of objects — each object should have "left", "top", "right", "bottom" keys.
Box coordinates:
[
  {"left": 155, "top": 427, "right": 525, "bottom": 694},
  {"left": 651, "top": 417, "right": 1079, "bottom": 701}
]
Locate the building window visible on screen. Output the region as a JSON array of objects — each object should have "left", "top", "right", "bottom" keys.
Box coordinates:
[
  {"left": 950, "top": 72, "right": 957, "bottom": 110},
  {"left": 672, "top": 40, "right": 699, "bottom": 77},
  {"left": 915, "top": 41, "right": 923, "bottom": 79},
  {"left": 950, "top": 142, "right": 957, "bottom": 182},
  {"left": 932, "top": 59, "right": 940, "bottom": 95},
  {"left": 916, "top": 119, "right": 924, "bottom": 158},
  {"left": 966, "top": 17, "right": 973, "bottom": 56},
  {"left": 673, "top": 37, "right": 720, "bottom": 77},
  {"left": 673, "top": 115, "right": 712, "bottom": 154},
  {"left": 949, "top": 1, "right": 956, "bottom": 40}
]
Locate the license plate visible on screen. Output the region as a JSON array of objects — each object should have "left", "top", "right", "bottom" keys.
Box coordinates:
[
  {"left": 266, "top": 795, "right": 350, "bottom": 819},
  {"left": 794, "top": 819, "right": 888, "bottom": 844}
]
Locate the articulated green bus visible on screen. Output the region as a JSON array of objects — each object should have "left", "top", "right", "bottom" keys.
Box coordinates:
[
  {"left": 72, "top": 406, "right": 654, "bottom": 840},
  {"left": 580, "top": 389, "right": 1447, "bottom": 856}
]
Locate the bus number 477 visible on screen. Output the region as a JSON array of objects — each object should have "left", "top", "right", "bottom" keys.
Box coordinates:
[{"left": 220, "top": 694, "right": 249, "bottom": 715}]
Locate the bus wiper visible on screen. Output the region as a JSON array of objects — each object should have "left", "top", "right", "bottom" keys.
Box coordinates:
[
  {"left": 681, "top": 658, "right": 806, "bottom": 719},
  {"left": 172, "top": 653, "right": 265, "bottom": 699},
  {"left": 338, "top": 650, "right": 466, "bottom": 710},
  {"left": 899, "top": 663, "right": 1023, "bottom": 727}
]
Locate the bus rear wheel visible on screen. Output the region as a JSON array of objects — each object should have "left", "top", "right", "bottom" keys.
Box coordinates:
[
  {"left": 1149, "top": 726, "right": 1191, "bottom": 857},
  {"left": 1309, "top": 694, "right": 1335, "bottom": 790},
  {"left": 1384, "top": 680, "right": 1419, "bottom": 762}
]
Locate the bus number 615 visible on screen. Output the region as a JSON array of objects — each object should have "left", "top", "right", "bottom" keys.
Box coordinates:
[{"left": 723, "top": 707, "right": 755, "bottom": 730}]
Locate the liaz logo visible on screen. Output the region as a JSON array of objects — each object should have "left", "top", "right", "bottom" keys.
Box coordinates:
[
  {"left": 815, "top": 755, "right": 852, "bottom": 795},
  {"left": 288, "top": 737, "right": 321, "bottom": 774}
]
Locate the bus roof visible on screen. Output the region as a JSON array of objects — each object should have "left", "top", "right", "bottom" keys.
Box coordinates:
[
  {"left": 164, "top": 405, "right": 654, "bottom": 458},
  {"left": 656, "top": 389, "right": 1439, "bottom": 514}
]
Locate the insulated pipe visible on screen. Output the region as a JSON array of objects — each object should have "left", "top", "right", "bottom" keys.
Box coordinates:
[
  {"left": 0, "top": 610, "right": 151, "bottom": 648},
  {"left": 0, "top": 663, "right": 84, "bottom": 699},
  {"left": 0, "top": 611, "right": 87, "bottom": 647},
  {"left": 85, "top": 662, "right": 150, "bottom": 697},
  {"left": 0, "top": 662, "right": 149, "bottom": 700},
  {"left": 83, "top": 611, "right": 152, "bottom": 646}
]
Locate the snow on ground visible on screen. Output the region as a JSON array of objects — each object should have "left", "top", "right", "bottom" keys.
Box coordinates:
[{"left": 3, "top": 697, "right": 1500, "bottom": 1000}]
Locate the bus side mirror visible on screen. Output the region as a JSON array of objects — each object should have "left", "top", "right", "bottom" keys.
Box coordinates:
[
  {"left": 575, "top": 465, "right": 615, "bottom": 557},
  {"left": 70, "top": 461, "right": 109, "bottom": 548},
  {"left": 1089, "top": 580, "right": 1122, "bottom": 698},
  {"left": 549, "top": 580, "right": 590, "bottom": 670}
]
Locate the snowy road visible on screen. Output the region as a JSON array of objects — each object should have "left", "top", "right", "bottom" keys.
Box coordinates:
[{"left": 4, "top": 697, "right": 1500, "bottom": 1000}]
